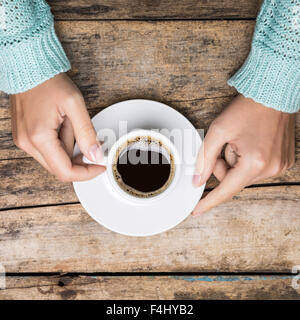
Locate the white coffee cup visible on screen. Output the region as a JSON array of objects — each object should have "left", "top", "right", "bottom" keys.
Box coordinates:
[{"left": 83, "top": 129, "right": 181, "bottom": 205}]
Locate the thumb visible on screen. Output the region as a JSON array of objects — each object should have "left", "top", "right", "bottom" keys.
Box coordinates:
[
  {"left": 62, "top": 95, "right": 103, "bottom": 164},
  {"left": 192, "top": 163, "right": 249, "bottom": 215},
  {"left": 193, "top": 124, "right": 226, "bottom": 187}
]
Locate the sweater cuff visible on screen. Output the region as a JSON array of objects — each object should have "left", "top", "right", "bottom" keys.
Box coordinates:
[
  {"left": 228, "top": 47, "right": 300, "bottom": 113},
  {"left": 0, "top": 23, "right": 71, "bottom": 94}
]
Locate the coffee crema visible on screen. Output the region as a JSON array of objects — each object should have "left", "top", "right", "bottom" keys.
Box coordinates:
[{"left": 112, "top": 136, "right": 175, "bottom": 198}]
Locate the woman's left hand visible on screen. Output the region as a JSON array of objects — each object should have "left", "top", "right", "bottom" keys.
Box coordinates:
[{"left": 192, "top": 94, "right": 295, "bottom": 216}]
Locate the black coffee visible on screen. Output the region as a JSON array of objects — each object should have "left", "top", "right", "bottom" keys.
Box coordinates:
[
  {"left": 112, "top": 136, "right": 175, "bottom": 198},
  {"left": 116, "top": 149, "right": 171, "bottom": 193}
]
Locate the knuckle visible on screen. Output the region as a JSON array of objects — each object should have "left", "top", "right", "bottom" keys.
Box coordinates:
[
  {"left": 57, "top": 170, "right": 73, "bottom": 183},
  {"left": 13, "top": 134, "right": 27, "bottom": 150},
  {"left": 269, "top": 160, "right": 284, "bottom": 176},
  {"left": 244, "top": 151, "right": 267, "bottom": 171},
  {"left": 64, "top": 92, "right": 84, "bottom": 108},
  {"left": 28, "top": 128, "right": 45, "bottom": 146},
  {"left": 209, "top": 120, "right": 224, "bottom": 137},
  {"left": 78, "top": 121, "right": 94, "bottom": 136},
  {"left": 253, "top": 157, "right": 267, "bottom": 171}
]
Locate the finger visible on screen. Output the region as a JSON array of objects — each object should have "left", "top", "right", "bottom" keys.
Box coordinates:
[
  {"left": 72, "top": 153, "right": 105, "bottom": 167},
  {"left": 33, "top": 130, "right": 106, "bottom": 182},
  {"left": 14, "top": 133, "right": 52, "bottom": 173},
  {"left": 59, "top": 117, "right": 75, "bottom": 158},
  {"left": 212, "top": 143, "right": 239, "bottom": 182},
  {"left": 193, "top": 124, "right": 226, "bottom": 187},
  {"left": 213, "top": 158, "right": 229, "bottom": 181},
  {"left": 10, "top": 105, "right": 51, "bottom": 172},
  {"left": 27, "top": 147, "right": 52, "bottom": 173},
  {"left": 193, "top": 163, "right": 251, "bottom": 216},
  {"left": 61, "top": 95, "right": 104, "bottom": 164},
  {"left": 224, "top": 143, "right": 239, "bottom": 167},
  {"left": 9, "top": 110, "right": 53, "bottom": 173}
]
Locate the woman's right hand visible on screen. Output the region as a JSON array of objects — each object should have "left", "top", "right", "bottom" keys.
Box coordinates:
[{"left": 10, "top": 73, "right": 106, "bottom": 182}]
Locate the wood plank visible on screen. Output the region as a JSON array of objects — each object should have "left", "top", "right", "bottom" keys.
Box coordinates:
[
  {"left": 2, "top": 96, "right": 299, "bottom": 162},
  {"left": 1, "top": 96, "right": 299, "bottom": 209},
  {"left": 49, "top": 0, "right": 261, "bottom": 20},
  {"left": 0, "top": 275, "right": 298, "bottom": 300},
  {"left": 0, "top": 20, "right": 256, "bottom": 119},
  {"left": 0, "top": 186, "right": 299, "bottom": 273},
  {"left": 0, "top": 158, "right": 76, "bottom": 208},
  {"left": 0, "top": 20, "right": 298, "bottom": 209},
  {"left": 1, "top": 96, "right": 230, "bottom": 160},
  {"left": 0, "top": 154, "right": 299, "bottom": 210}
]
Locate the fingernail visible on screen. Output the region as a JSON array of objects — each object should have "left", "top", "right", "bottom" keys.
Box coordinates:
[
  {"left": 192, "top": 174, "right": 202, "bottom": 187},
  {"left": 88, "top": 143, "right": 103, "bottom": 164}
]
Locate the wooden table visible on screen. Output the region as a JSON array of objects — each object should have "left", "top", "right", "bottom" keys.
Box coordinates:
[{"left": 0, "top": 0, "right": 299, "bottom": 300}]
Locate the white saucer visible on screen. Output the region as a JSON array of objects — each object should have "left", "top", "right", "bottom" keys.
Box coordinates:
[{"left": 73, "top": 99, "right": 205, "bottom": 236}]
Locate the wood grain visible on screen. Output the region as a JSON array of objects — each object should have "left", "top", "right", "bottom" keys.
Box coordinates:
[
  {"left": 0, "top": 186, "right": 299, "bottom": 273},
  {"left": 0, "top": 275, "right": 298, "bottom": 300},
  {"left": 0, "top": 158, "right": 76, "bottom": 209},
  {"left": 0, "top": 20, "right": 256, "bottom": 119},
  {"left": 2, "top": 96, "right": 299, "bottom": 162},
  {"left": 0, "top": 21, "right": 298, "bottom": 210},
  {"left": 48, "top": 0, "right": 261, "bottom": 20},
  {"left": 1, "top": 97, "right": 230, "bottom": 160},
  {"left": 1, "top": 2, "right": 298, "bottom": 300},
  {"left": 1, "top": 96, "right": 299, "bottom": 209}
]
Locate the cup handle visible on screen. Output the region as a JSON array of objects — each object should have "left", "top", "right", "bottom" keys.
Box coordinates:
[{"left": 82, "top": 154, "right": 107, "bottom": 166}]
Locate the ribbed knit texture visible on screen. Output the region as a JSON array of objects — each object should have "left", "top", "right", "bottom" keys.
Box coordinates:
[
  {"left": 228, "top": 0, "right": 300, "bottom": 113},
  {"left": 0, "top": 0, "right": 70, "bottom": 94},
  {"left": 0, "top": 1, "right": 299, "bottom": 110}
]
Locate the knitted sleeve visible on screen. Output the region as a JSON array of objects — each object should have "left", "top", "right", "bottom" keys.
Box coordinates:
[
  {"left": 0, "top": 0, "right": 70, "bottom": 94},
  {"left": 228, "top": 0, "right": 300, "bottom": 113}
]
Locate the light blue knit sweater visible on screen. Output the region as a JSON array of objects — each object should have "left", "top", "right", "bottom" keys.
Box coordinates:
[
  {"left": 228, "top": 0, "right": 300, "bottom": 113},
  {"left": 0, "top": 0, "right": 299, "bottom": 113},
  {"left": 0, "top": 0, "right": 70, "bottom": 94}
]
